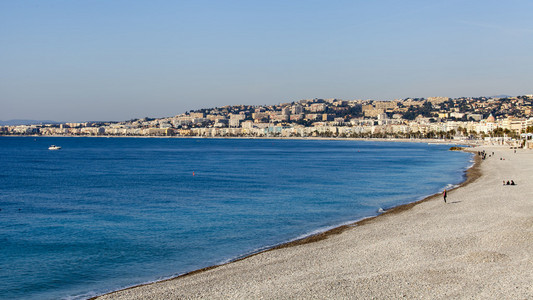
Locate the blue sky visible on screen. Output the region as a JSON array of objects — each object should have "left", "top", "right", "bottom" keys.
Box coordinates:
[{"left": 1, "top": 0, "right": 532, "bottom": 122}]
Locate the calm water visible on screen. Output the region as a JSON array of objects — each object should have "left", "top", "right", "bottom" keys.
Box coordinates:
[{"left": 0, "top": 137, "right": 472, "bottom": 299}]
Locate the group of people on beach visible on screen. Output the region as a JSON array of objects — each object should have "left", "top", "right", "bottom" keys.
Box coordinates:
[
  {"left": 477, "top": 150, "right": 501, "bottom": 160},
  {"left": 477, "top": 150, "right": 490, "bottom": 160},
  {"left": 503, "top": 180, "right": 516, "bottom": 186}
]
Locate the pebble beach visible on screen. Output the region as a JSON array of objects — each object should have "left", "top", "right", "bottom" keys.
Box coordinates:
[{"left": 98, "top": 145, "right": 533, "bottom": 299}]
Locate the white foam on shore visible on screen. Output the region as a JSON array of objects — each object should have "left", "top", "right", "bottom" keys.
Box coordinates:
[
  {"left": 206, "top": 211, "right": 393, "bottom": 271},
  {"left": 218, "top": 216, "right": 378, "bottom": 265},
  {"left": 63, "top": 291, "right": 99, "bottom": 300}
]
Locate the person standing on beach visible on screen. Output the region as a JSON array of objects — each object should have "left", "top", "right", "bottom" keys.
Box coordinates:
[{"left": 443, "top": 189, "right": 447, "bottom": 203}]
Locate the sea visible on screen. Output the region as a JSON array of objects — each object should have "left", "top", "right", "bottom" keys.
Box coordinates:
[{"left": 0, "top": 137, "right": 473, "bottom": 299}]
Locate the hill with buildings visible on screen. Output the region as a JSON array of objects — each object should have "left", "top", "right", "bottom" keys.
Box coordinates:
[{"left": 2, "top": 95, "right": 533, "bottom": 146}]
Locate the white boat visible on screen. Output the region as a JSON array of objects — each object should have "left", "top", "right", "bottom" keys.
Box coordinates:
[{"left": 48, "top": 145, "right": 61, "bottom": 150}]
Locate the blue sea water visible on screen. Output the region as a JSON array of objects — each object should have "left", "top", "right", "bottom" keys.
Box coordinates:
[{"left": 0, "top": 137, "right": 472, "bottom": 299}]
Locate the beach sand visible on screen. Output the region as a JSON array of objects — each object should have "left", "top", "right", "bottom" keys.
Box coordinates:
[{"left": 98, "top": 146, "right": 533, "bottom": 299}]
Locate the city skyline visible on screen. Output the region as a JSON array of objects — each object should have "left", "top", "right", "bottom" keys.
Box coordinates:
[
  {"left": 4, "top": 96, "right": 532, "bottom": 138},
  {"left": 2, "top": 0, "right": 533, "bottom": 122}
]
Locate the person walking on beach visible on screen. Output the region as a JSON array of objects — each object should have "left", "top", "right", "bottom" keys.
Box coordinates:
[{"left": 443, "top": 189, "right": 447, "bottom": 203}]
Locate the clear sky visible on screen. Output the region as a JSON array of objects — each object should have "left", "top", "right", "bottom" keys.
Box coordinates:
[{"left": 1, "top": 0, "right": 532, "bottom": 122}]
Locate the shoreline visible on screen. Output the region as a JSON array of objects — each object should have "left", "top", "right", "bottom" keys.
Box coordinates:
[
  {"left": 98, "top": 145, "right": 533, "bottom": 298},
  {"left": 94, "top": 148, "right": 481, "bottom": 299}
]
